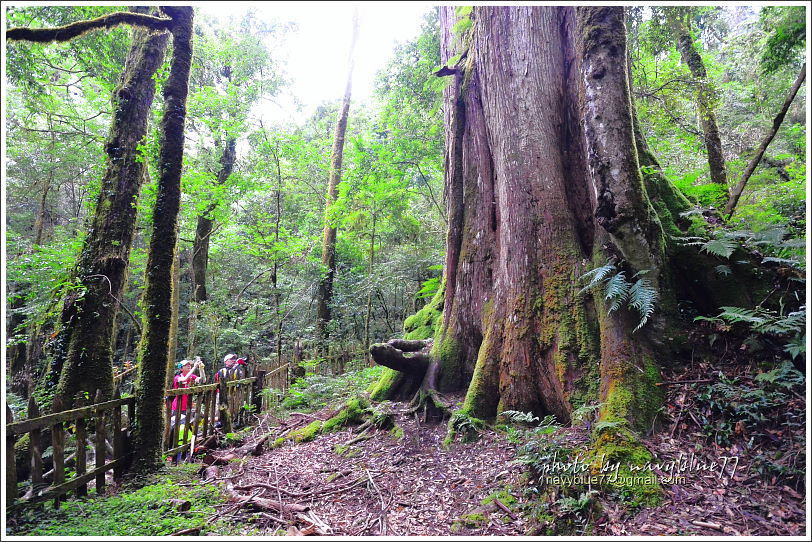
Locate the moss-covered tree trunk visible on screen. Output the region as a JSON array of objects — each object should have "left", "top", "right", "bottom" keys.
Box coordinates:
[
  {"left": 190, "top": 137, "right": 237, "bottom": 304},
  {"left": 315, "top": 14, "right": 359, "bottom": 355},
  {"left": 29, "top": 10, "right": 171, "bottom": 408},
  {"left": 371, "top": 7, "right": 688, "bottom": 438},
  {"left": 670, "top": 16, "right": 727, "bottom": 186},
  {"left": 130, "top": 6, "right": 194, "bottom": 474}
]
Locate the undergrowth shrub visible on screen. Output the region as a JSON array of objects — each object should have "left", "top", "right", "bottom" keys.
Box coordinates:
[
  {"left": 280, "top": 365, "right": 383, "bottom": 412},
  {"left": 693, "top": 362, "right": 805, "bottom": 487}
]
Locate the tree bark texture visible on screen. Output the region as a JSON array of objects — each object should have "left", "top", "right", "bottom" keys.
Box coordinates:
[
  {"left": 45, "top": 10, "right": 169, "bottom": 406},
  {"left": 315, "top": 14, "right": 359, "bottom": 353},
  {"left": 191, "top": 137, "right": 237, "bottom": 303},
  {"left": 725, "top": 63, "right": 806, "bottom": 217},
  {"left": 672, "top": 19, "right": 727, "bottom": 186},
  {"left": 131, "top": 6, "right": 193, "bottom": 473},
  {"left": 373, "top": 6, "right": 681, "bottom": 433}
]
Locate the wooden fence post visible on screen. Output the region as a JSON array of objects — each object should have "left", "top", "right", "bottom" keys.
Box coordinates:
[
  {"left": 252, "top": 371, "right": 266, "bottom": 415},
  {"left": 112, "top": 389, "right": 124, "bottom": 481},
  {"left": 218, "top": 383, "right": 233, "bottom": 434},
  {"left": 6, "top": 405, "right": 17, "bottom": 502},
  {"left": 51, "top": 396, "right": 66, "bottom": 508},
  {"left": 74, "top": 393, "right": 87, "bottom": 497},
  {"left": 28, "top": 396, "right": 43, "bottom": 498},
  {"left": 94, "top": 390, "right": 106, "bottom": 494}
]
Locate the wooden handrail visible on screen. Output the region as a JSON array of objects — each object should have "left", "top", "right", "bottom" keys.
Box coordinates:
[
  {"left": 6, "top": 397, "right": 135, "bottom": 436},
  {"left": 7, "top": 372, "right": 276, "bottom": 510},
  {"left": 265, "top": 363, "right": 290, "bottom": 377}
]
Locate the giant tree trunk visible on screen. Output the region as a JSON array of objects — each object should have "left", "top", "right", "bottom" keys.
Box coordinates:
[
  {"left": 671, "top": 17, "right": 727, "bottom": 186},
  {"left": 41, "top": 10, "right": 170, "bottom": 407},
  {"left": 372, "top": 6, "right": 673, "bottom": 436},
  {"left": 130, "top": 6, "right": 193, "bottom": 474},
  {"left": 315, "top": 14, "right": 359, "bottom": 354}
]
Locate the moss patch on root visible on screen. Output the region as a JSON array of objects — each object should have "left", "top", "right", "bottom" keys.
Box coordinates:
[
  {"left": 367, "top": 367, "right": 403, "bottom": 401},
  {"left": 602, "top": 358, "right": 664, "bottom": 434},
  {"left": 321, "top": 397, "right": 369, "bottom": 433},
  {"left": 589, "top": 427, "right": 662, "bottom": 507}
]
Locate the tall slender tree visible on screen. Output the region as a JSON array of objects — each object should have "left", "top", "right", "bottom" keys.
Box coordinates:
[
  {"left": 130, "top": 5, "right": 194, "bottom": 473},
  {"left": 315, "top": 13, "right": 360, "bottom": 354},
  {"left": 668, "top": 10, "right": 727, "bottom": 186}
]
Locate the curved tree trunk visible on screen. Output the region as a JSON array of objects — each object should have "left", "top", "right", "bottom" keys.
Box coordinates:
[
  {"left": 130, "top": 5, "right": 194, "bottom": 474},
  {"left": 42, "top": 10, "right": 170, "bottom": 407},
  {"left": 372, "top": 6, "right": 678, "bottom": 437}
]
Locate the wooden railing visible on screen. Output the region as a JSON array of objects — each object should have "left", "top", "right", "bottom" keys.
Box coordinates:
[
  {"left": 6, "top": 391, "right": 134, "bottom": 510},
  {"left": 6, "top": 372, "right": 266, "bottom": 510}
]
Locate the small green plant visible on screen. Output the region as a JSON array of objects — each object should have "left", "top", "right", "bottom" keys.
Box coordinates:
[
  {"left": 579, "top": 262, "right": 658, "bottom": 331},
  {"left": 695, "top": 305, "right": 805, "bottom": 362},
  {"left": 694, "top": 364, "right": 804, "bottom": 448},
  {"left": 279, "top": 365, "right": 383, "bottom": 413},
  {"left": 7, "top": 464, "right": 234, "bottom": 536}
]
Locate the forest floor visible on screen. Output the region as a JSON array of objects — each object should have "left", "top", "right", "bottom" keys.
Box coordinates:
[
  {"left": 7, "top": 360, "right": 805, "bottom": 537},
  {"left": 204, "top": 360, "right": 806, "bottom": 537},
  {"left": 208, "top": 393, "right": 529, "bottom": 536}
]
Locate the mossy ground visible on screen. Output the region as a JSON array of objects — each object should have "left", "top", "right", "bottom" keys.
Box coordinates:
[{"left": 7, "top": 464, "right": 241, "bottom": 536}]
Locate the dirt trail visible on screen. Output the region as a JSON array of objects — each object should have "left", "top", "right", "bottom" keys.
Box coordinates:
[{"left": 210, "top": 398, "right": 527, "bottom": 536}]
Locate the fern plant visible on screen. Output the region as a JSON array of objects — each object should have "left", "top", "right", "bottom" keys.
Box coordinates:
[
  {"left": 579, "top": 262, "right": 658, "bottom": 332},
  {"left": 674, "top": 226, "right": 804, "bottom": 269},
  {"left": 695, "top": 305, "right": 806, "bottom": 361}
]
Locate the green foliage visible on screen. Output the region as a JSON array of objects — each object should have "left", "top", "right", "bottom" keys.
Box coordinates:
[
  {"left": 445, "top": 409, "right": 486, "bottom": 445},
  {"left": 670, "top": 169, "right": 728, "bottom": 207},
  {"left": 579, "top": 263, "right": 658, "bottom": 332},
  {"left": 759, "top": 6, "right": 806, "bottom": 74},
  {"left": 694, "top": 364, "right": 804, "bottom": 459},
  {"left": 696, "top": 305, "right": 806, "bottom": 362},
  {"left": 279, "top": 365, "right": 382, "bottom": 412},
  {"left": 7, "top": 464, "right": 236, "bottom": 536}
]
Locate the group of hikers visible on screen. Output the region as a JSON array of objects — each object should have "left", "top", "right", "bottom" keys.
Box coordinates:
[{"left": 170, "top": 353, "right": 248, "bottom": 414}]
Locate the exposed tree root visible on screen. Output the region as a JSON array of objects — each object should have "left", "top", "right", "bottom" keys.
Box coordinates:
[{"left": 407, "top": 388, "right": 452, "bottom": 423}]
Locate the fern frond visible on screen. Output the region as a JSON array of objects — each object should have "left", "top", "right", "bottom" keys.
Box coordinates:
[
  {"left": 715, "top": 264, "right": 732, "bottom": 276},
  {"left": 672, "top": 235, "right": 706, "bottom": 247},
  {"left": 605, "top": 272, "right": 631, "bottom": 313},
  {"left": 578, "top": 263, "right": 616, "bottom": 294},
  {"left": 629, "top": 278, "right": 658, "bottom": 331},
  {"left": 701, "top": 238, "right": 738, "bottom": 259},
  {"left": 716, "top": 306, "right": 767, "bottom": 326},
  {"left": 500, "top": 410, "right": 540, "bottom": 425}
]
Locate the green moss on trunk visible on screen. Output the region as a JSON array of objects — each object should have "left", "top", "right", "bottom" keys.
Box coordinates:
[
  {"left": 130, "top": 6, "right": 193, "bottom": 475},
  {"left": 45, "top": 10, "right": 169, "bottom": 409}
]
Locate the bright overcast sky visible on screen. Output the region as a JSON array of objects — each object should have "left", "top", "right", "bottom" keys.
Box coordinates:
[{"left": 199, "top": 2, "right": 435, "bottom": 125}]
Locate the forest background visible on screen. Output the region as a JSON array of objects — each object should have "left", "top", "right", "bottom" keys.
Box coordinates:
[{"left": 3, "top": 2, "right": 807, "bottom": 440}]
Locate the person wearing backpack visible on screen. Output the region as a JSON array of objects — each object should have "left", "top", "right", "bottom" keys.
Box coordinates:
[{"left": 215, "top": 353, "right": 246, "bottom": 383}]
